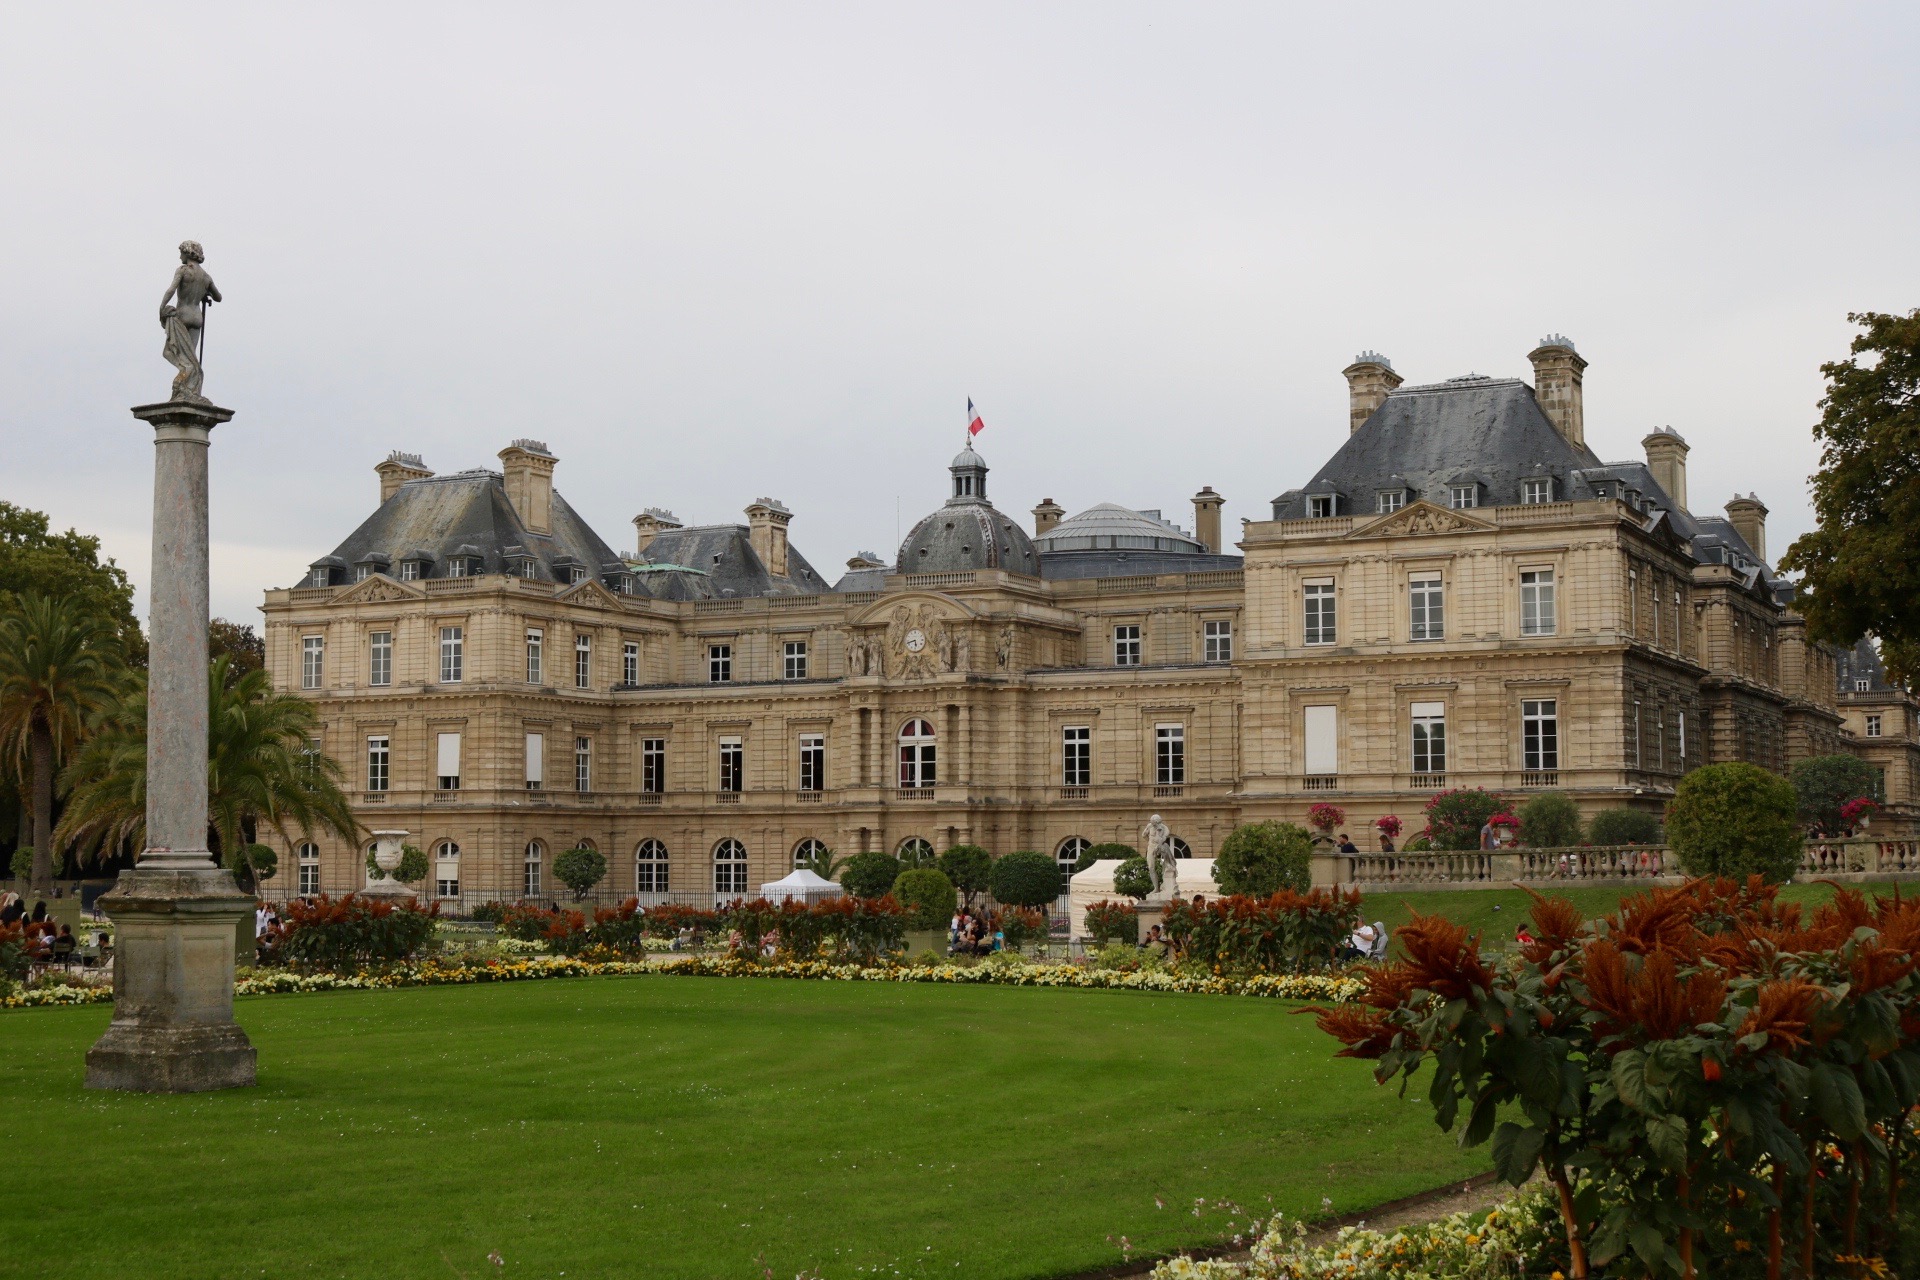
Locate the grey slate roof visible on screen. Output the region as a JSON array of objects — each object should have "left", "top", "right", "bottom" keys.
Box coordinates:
[
  {"left": 1839, "top": 638, "right": 1893, "bottom": 694},
  {"left": 895, "top": 445, "right": 1040, "bottom": 576},
  {"left": 639, "top": 525, "right": 830, "bottom": 599},
  {"left": 1035, "top": 503, "right": 1206, "bottom": 554}
]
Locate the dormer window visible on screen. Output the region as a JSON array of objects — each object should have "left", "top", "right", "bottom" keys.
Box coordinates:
[
  {"left": 1307, "top": 495, "right": 1335, "bottom": 519},
  {"left": 308, "top": 567, "right": 330, "bottom": 588},
  {"left": 608, "top": 574, "right": 632, "bottom": 595},
  {"left": 1522, "top": 478, "right": 1553, "bottom": 504},
  {"left": 1376, "top": 490, "right": 1406, "bottom": 514},
  {"left": 399, "top": 561, "right": 421, "bottom": 582},
  {"left": 354, "top": 566, "right": 370, "bottom": 582},
  {"left": 1449, "top": 484, "right": 1478, "bottom": 510},
  {"left": 447, "top": 557, "right": 481, "bottom": 578},
  {"left": 569, "top": 567, "right": 587, "bottom": 585},
  {"left": 514, "top": 558, "right": 538, "bottom": 579}
]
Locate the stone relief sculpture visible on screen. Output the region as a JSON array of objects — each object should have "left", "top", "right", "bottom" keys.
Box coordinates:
[
  {"left": 937, "top": 627, "right": 954, "bottom": 672},
  {"left": 158, "top": 240, "right": 221, "bottom": 403},
  {"left": 846, "top": 634, "right": 869, "bottom": 676},
  {"left": 885, "top": 604, "right": 950, "bottom": 680},
  {"left": 1142, "top": 812, "right": 1178, "bottom": 899},
  {"left": 996, "top": 623, "right": 1015, "bottom": 668},
  {"left": 952, "top": 629, "right": 970, "bottom": 673}
]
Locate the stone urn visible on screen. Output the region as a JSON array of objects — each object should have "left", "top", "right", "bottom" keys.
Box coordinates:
[{"left": 363, "top": 829, "right": 415, "bottom": 901}]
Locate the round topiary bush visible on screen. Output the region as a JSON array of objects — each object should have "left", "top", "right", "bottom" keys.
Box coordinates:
[
  {"left": 936, "top": 844, "right": 993, "bottom": 907},
  {"left": 1079, "top": 842, "right": 1136, "bottom": 874},
  {"left": 1213, "top": 821, "right": 1313, "bottom": 896},
  {"left": 1516, "top": 793, "right": 1583, "bottom": 850},
  {"left": 840, "top": 851, "right": 902, "bottom": 900},
  {"left": 1112, "top": 856, "right": 1154, "bottom": 901},
  {"left": 1665, "top": 762, "right": 1802, "bottom": 883},
  {"left": 990, "top": 850, "right": 1060, "bottom": 909},
  {"left": 1791, "top": 753, "right": 1881, "bottom": 833},
  {"left": 891, "top": 867, "right": 956, "bottom": 930},
  {"left": 1586, "top": 807, "right": 1663, "bottom": 846},
  {"left": 554, "top": 845, "right": 608, "bottom": 900}
]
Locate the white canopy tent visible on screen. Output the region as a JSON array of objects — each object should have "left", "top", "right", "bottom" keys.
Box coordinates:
[{"left": 758, "top": 868, "right": 844, "bottom": 904}]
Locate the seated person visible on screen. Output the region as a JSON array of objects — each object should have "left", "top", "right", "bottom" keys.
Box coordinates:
[
  {"left": 1142, "top": 923, "right": 1171, "bottom": 960},
  {"left": 52, "top": 925, "right": 77, "bottom": 962},
  {"left": 1342, "top": 922, "right": 1379, "bottom": 961}
]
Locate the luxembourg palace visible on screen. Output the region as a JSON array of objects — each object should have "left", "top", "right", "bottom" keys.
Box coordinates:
[{"left": 259, "top": 338, "right": 1920, "bottom": 906}]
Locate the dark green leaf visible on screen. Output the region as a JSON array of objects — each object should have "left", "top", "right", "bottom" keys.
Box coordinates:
[
  {"left": 1612, "top": 1048, "right": 1651, "bottom": 1112},
  {"left": 1811, "top": 1062, "right": 1869, "bottom": 1140},
  {"left": 1490, "top": 1120, "right": 1544, "bottom": 1185}
]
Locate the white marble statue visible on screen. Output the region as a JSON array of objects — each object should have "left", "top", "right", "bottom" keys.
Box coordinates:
[{"left": 1142, "top": 812, "right": 1178, "bottom": 900}]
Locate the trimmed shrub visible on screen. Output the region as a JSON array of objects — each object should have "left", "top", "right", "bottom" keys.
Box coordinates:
[
  {"left": 892, "top": 867, "right": 956, "bottom": 931},
  {"left": 1163, "top": 888, "right": 1362, "bottom": 974},
  {"left": 936, "top": 844, "right": 993, "bottom": 907},
  {"left": 265, "top": 894, "right": 440, "bottom": 971},
  {"left": 1422, "top": 788, "right": 1505, "bottom": 851},
  {"left": 1213, "top": 821, "right": 1313, "bottom": 896},
  {"left": 1083, "top": 900, "right": 1139, "bottom": 945},
  {"left": 840, "top": 851, "right": 902, "bottom": 900},
  {"left": 1111, "top": 856, "right": 1153, "bottom": 901},
  {"left": 1516, "top": 793, "right": 1583, "bottom": 849},
  {"left": 993, "top": 905, "right": 1047, "bottom": 952},
  {"left": 1666, "top": 761, "right": 1801, "bottom": 882},
  {"left": 989, "top": 850, "right": 1059, "bottom": 909},
  {"left": 553, "top": 845, "right": 608, "bottom": 900},
  {"left": 1586, "top": 806, "right": 1663, "bottom": 846},
  {"left": 1080, "top": 842, "right": 1137, "bottom": 874},
  {"left": 1791, "top": 753, "right": 1881, "bottom": 833}
]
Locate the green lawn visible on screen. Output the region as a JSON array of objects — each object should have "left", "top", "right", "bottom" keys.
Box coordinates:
[{"left": 0, "top": 976, "right": 1483, "bottom": 1280}]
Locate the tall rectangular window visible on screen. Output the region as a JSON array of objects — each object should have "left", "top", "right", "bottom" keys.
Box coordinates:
[
  {"left": 302, "top": 636, "right": 324, "bottom": 690},
  {"left": 1113, "top": 625, "right": 1141, "bottom": 666},
  {"left": 1678, "top": 711, "right": 1687, "bottom": 764},
  {"left": 1629, "top": 566, "right": 1639, "bottom": 635},
  {"left": 439, "top": 627, "right": 463, "bottom": 683},
  {"left": 398, "top": 560, "right": 420, "bottom": 582},
  {"left": 367, "top": 631, "right": 391, "bottom": 687},
  {"left": 623, "top": 641, "right": 639, "bottom": 686},
  {"left": 1409, "top": 574, "right": 1444, "bottom": 642},
  {"left": 366, "top": 735, "right": 390, "bottom": 792},
  {"left": 1522, "top": 700, "right": 1558, "bottom": 770},
  {"left": 709, "top": 644, "right": 732, "bottom": 683},
  {"left": 1520, "top": 570, "right": 1557, "bottom": 636},
  {"left": 784, "top": 640, "right": 808, "bottom": 680},
  {"left": 298, "top": 846, "right": 320, "bottom": 896},
  {"left": 1304, "top": 705, "right": 1338, "bottom": 776},
  {"left": 1630, "top": 700, "right": 1642, "bottom": 767},
  {"left": 1868, "top": 714, "right": 1883, "bottom": 738},
  {"left": 1655, "top": 708, "right": 1667, "bottom": 768},
  {"left": 1522, "top": 478, "right": 1552, "bottom": 504},
  {"left": 574, "top": 736, "right": 592, "bottom": 793},
  {"left": 719, "top": 736, "right": 744, "bottom": 792},
  {"left": 1304, "top": 580, "right": 1336, "bottom": 645},
  {"left": 1155, "top": 724, "right": 1185, "bottom": 785},
  {"left": 1203, "top": 620, "right": 1232, "bottom": 663},
  {"left": 799, "top": 733, "right": 825, "bottom": 791},
  {"left": 435, "top": 732, "right": 461, "bottom": 790},
  {"left": 1449, "top": 485, "right": 1478, "bottom": 509},
  {"left": 525, "top": 732, "right": 543, "bottom": 790},
  {"left": 1062, "top": 726, "right": 1091, "bottom": 786},
  {"left": 526, "top": 629, "right": 543, "bottom": 683},
  {"left": 574, "top": 634, "right": 591, "bottom": 689},
  {"left": 1411, "top": 702, "right": 1446, "bottom": 774},
  {"left": 641, "top": 738, "right": 666, "bottom": 794}
]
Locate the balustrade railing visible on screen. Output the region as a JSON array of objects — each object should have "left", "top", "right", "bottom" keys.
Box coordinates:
[
  {"left": 1516, "top": 845, "right": 1670, "bottom": 881},
  {"left": 1346, "top": 852, "right": 1492, "bottom": 884}
]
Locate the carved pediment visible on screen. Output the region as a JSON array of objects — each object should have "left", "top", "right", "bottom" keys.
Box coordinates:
[
  {"left": 557, "top": 578, "right": 625, "bottom": 609},
  {"left": 333, "top": 574, "right": 423, "bottom": 605},
  {"left": 1349, "top": 500, "right": 1495, "bottom": 539}
]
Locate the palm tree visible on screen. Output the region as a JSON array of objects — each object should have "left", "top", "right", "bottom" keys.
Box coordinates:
[
  {"left": 58, "top": 656, "right": 360, "bottom": 875},
  {"left": 0, "top": 594, "right": 124, "bottom": 893}
]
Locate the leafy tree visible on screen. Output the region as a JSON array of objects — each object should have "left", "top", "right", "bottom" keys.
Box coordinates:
[
  {"left": 1516, "top": 792, "right": 1583, "bottom": 849},
  {"left": 9, "top": 847, "right": 30, "bottom": 881},
  {"left": 0, "top": 594, "right": 125, "bottom": 892},
  {"left": 1079, "top": 841, "right": 1135, "bottom": 874},
  {"left": 839, "top": 851, "right": 901, "bottom": 900},
  {"left": 0, "top": 502, "right": 143, "bottom": 666},
  {"left": 796, "top": 844, "right": 847, "bottom": 882},
  {"left": 1665, "top": 761, "right": 1802, "bottom": 883},
  {"left": 891, "top": 867, "right": 955, "bottom": 930},
  {"left": 1111, "top": 856, "right": 1153, "bottom": 901},
  {"left": 1213, "top": 821, "right": 1313, "bottom": 896},
  {"left": 57, "top": 656, "right": 359, "bottom": 869},
  {"left": 208, "top": 618, "right": 265, "bottom": 684},
  {"left": 1585, "top": 807, "right": 1663, "bottom": 846},
  {"left": 988, "top": 850, "right": 1059, "bottom": 909},
  {"left": 1422, "top": 788, "right": 1505, "bottom": 851},
  {"left": 553, "top": 845, "right": 608, "bottom": 900},
  {"left": 1779, "top": 310, "right": 1920, "bottom": 684},
  {"left": 935, "top": 844, "right": 992, "bottom": 909},
  {"left": 222, "top": 842, "right": 278, "bottom": 895},
  {"left": 1790, "top": 753, "right": 1880, "bottom": 833},
  {"left": 896, "top": 839, "right": 936, "bottom": 869}
]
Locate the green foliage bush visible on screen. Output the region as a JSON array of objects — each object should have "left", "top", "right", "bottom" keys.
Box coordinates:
[
  {"left": 1080, "top": 842, "right": 1136, "bottom": 873},
  {"left": 266, "top": 894, "right": 440, "bottom": 971},
  {"left": 1213, "top": 821, "right": 1313, "bottom": 896},
  {"left": 1791, "top": 753, "right": 1880, "bottom": 833},
  {"left": 1516, "top": 793, "right": 1583, "bottom": 849},
  {"left": 1083, "top": 900, "right": 1139, "bottom": 946},
  {"left": 840, "top": 851, "right": 902, "bottom": 899},
  {"left": 222, "top": 843, "right": 278, "bottom": 895},
  {"left": 989, "top": 850, "right": 1059, "bottom": 908},
  {"left": 1422, "top": 788, "right": 1505, "bottom": 851},
  {"left": 553, "top": 846, "right": 608, "bottom": 900},
  {"left": 936, "top": 844, "right": 992, "bottom": 907},
  {"left": 1111, "top": 856, "right": 1153, "bottom": 901},
  {"left": 363, "top": 843, "right": 429, "bottom": 885},
  {"left": 993, "top": 906, "right": 1047, "bottom": 952},
  {"left": 10, "top": 847, "right": 32, "bottom": 880},
  {"left": 892, "top": 868, "right": 956, "bottom": 930},
  {"left": 1163, "top": 889, "right": 1362, "bottom": 974},
  {"left": 1585, "top": 807, "right": 1663, "bottom": 846},
  {"left": 1666, "top": 762, "right": 1802, "bottom": 883}
]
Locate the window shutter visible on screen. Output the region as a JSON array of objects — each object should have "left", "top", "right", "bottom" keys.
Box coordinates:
[
  {"left": 1303, "top": 705, "right": 1338, "bottom": 775},
  {"left": 437, "top": 732, "right": 462, "bottom": 779},
  {"left": 525, "top": 733, "right": 543, "bottom": 783}
]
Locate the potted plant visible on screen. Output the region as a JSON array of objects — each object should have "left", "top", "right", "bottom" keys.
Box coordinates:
[
  {"left": 1307, "top": 803, "right": 1346, "bottom": 846},
  {"left": 1374, "top": 815, "right": 1402, "bottom": 851}
]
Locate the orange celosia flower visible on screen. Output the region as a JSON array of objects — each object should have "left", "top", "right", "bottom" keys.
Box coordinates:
[
  {"left": 1396, "top": 910, "right": 1493, "bottom": 1000},
  {"left": 1735, "top": 978, "right": 1825, "bottom": 1054}
]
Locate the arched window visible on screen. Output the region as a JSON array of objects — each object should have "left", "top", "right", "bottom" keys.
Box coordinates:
[
  {"left": 435, "top": 841, "right": 461, "bottom": 898},
  {"left": 523, "top": 841, "right": 543, "bottom": 899},
  {"left": 898, "top": 719, "right": 936, "bottom": 790},
  {"left": 1055, "top": 837, "right": 1091, "bottom": 896},
  {"left": 896, "top": 837, "right": 934, "bottom": 867},
  {"left": 792, "top": 838, "right": 831, "bottom": 870},
  {"left": 713, "top": 838, "right": 748, "bottom": 896},
  {"left": 1170, "top": 836, "right": 1193, "bottom": 860},
  {"left": 635, "top": 839, "right": 669, "bottom": 894},
  {"left": 297, "top": 841, "right": 320, "bottom": 896}
]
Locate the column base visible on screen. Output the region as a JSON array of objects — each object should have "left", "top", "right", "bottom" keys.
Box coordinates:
[{"left": 85, "top": 1023, "right": 257, "bottom": 1093}]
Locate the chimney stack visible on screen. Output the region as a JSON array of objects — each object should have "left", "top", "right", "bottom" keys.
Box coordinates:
[
  {"left": 1528, "top": 335, "right": 1587, "bottom": 449},
  {"left": 631, "top": 507, "right": 682, "bottom": 555},
  {"left": 375, "top": 451, "right": 432, "bottom": 504},
  {"left": 1032, "top": 498, "right": 1066, "bottom": 537},
  {"left": 498, "top": 440, "right": 558, "bottom": 535},
  {"left": 1725, "top": 493, "right": 1769, "bottom": 564},
  {"left": 1342, "top": 352, "right": 1402, "bottom": 434},
  {"left": 1641, "top": 427, "right": 1690, "bottom": 513},
  {"left": 745, "top": 498, "right": 793, "bottom": 578},
  {"left": 846, "top": 550, "right": 886, "bottom": 572},
  {"left": 1191, "top": 486, "right": 1223, "bottom": 553}
]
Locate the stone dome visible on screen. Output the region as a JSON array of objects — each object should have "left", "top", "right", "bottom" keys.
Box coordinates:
[
  {"left": 895, "top": 445, "right": 1039, "bottom": 576},
  {"left": 1034, "top": 503, "right": 1205, "bottom": 554}
]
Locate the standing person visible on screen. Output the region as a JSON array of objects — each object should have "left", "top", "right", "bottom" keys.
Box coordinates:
[
  {"left": 1336, "top": 833, "right": 1359, "bottom": 854},
  {"left": 1479, "top": 820, "right": 1498, "bottom": 851}
]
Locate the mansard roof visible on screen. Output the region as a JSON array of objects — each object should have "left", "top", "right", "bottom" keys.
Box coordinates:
[
  {"left": 639, "top": 525, "right": 830, "bottom": 599},
  {"left": 1840, "top": 638, "right": 1894, "bottom": 694}
]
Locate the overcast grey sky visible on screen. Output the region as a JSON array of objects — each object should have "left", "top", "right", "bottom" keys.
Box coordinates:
[{"left": 3, "top": 4, "right": 1916, "bottom": 624}]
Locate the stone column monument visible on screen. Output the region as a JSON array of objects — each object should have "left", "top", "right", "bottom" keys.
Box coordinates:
[{"left": 84, "top": 242, "right": 257, "bottom": 1093}]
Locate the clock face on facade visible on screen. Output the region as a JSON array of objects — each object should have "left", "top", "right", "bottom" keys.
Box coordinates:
[{"left": 904, "top": 628, "right": 927, "bottom": 653}]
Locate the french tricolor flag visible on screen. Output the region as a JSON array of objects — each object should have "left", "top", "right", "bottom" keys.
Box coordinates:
[{"left": 967, "top": 398, "right": 985, "bottom": 438}]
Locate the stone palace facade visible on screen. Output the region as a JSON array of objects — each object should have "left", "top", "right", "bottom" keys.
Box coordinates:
[{"left": 259, "top": 338, "right": 1914, "bottom": 907}]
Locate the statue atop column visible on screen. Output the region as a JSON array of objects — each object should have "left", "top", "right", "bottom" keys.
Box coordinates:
[{"left": 158, "top": 240, "right": 221, "bottom": 403}]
